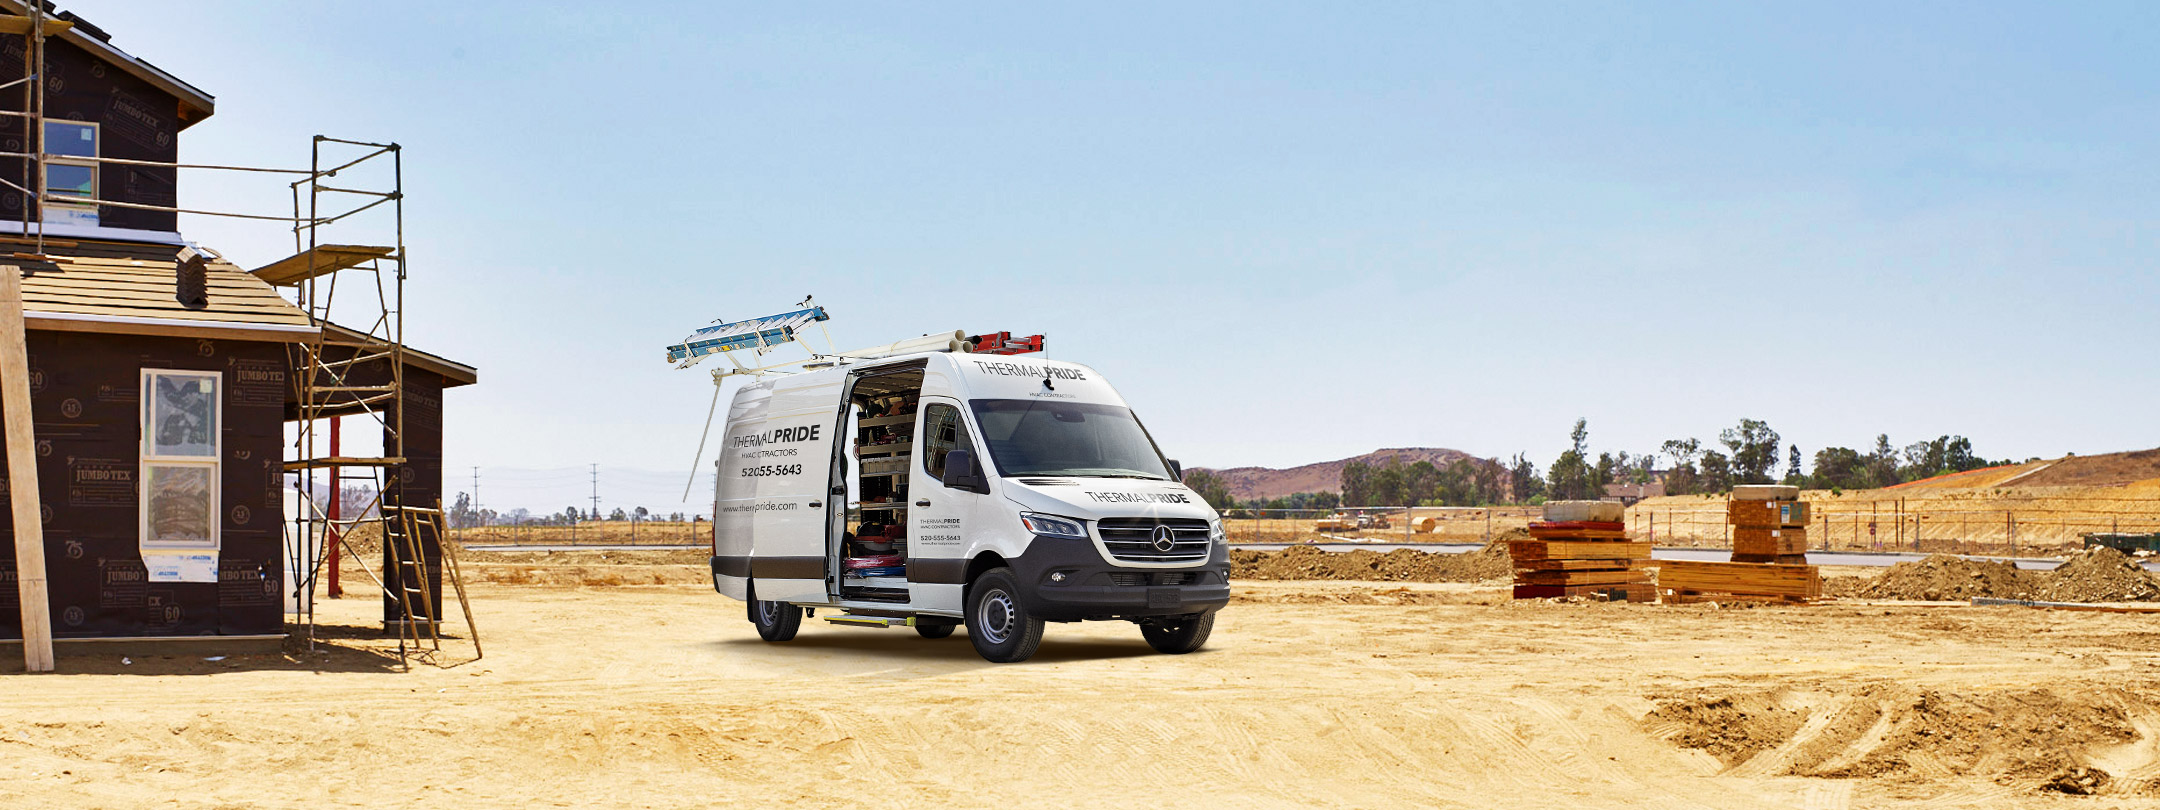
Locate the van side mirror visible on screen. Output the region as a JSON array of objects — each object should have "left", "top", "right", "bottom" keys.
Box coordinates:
[
  {"left": 943, "top": 449, "right": 988, "bottom": 493},
  {"left": 1168, "top": 459, "right": 1183, "bottom": 480}
]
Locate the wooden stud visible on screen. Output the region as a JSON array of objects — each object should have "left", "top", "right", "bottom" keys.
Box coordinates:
[{"left": 1, "top": 266, "right": 53, "bottom": 672}]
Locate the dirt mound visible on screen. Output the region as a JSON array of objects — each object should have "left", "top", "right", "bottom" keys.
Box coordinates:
[
  {"left": 1858, "top": 554, "right": 2035, "bottom": 601},
  {"left": 1850, "top": 549, "right": 2160, "bottom": 603},
  {"left": 1230, "top": 539, "right": 1513, "bottom": 583},
  {"left": 1649, "top": 685, "right": 2144, "bottom": 792},
  {"left": 2011, "top": 447, "right": 2160, "bottom": 488},
  {"left": 1821, "top": 576, "right": 1870, "bottom": 598},
  {"left": 2035, "top": 546, "right": 2160, "bottom": 602},
  {"left": 1645, "top": 690, "right": 1808, "bottom": 766}
]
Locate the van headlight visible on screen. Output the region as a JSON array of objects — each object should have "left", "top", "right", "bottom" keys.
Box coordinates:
[
  {"left": 1209, "top": 520, "right": 1227, "bottom": 545},
  {"left": 1019, "top": 512, "right": 1088, "bottom": 539}
]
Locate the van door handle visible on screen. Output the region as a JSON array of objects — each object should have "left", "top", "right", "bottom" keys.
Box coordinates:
[
  {"left": 915, "top": 499, "right": 932, "bottom": 507},
  {"left": 808, "top": 500, "right": 822, "bottom": 508}
]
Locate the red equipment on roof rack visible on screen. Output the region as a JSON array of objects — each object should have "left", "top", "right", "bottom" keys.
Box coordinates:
[{"left": 968, "top": 332, "right": 1044, "bottom": 356}]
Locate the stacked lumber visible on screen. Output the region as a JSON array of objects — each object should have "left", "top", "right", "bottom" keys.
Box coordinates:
[
  {"left": 1659, "top": 560, "right": 1821, "bottom": 603},
  {"left": 1509, "top": 500, "right": 1653, "bottom": 601},
  {"left": 1728, "top": 496, "right": 1810, "bottom": 563},
  {"left": 1659, "top": 485, "right": 1821, "bottom": 603}
]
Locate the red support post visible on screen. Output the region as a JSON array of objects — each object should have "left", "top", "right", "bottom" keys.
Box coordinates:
[{"left": 326, "top": 416, "right": 343, "bottom": 598}]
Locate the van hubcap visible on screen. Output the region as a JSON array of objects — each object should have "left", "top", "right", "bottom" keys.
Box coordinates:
[
  {"left": 978, "top": 589, "right": 1016, "bottom": 643},
  {"left": 757, "top": 601, "right": 781, "bottom": 625}
]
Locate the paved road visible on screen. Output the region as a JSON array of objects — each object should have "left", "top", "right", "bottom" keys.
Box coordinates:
[
  {"left": 1228, "top": 542, "right": 2138, "bottom": 572},
  {"left": 466, "top": 544, "right": 706, "bottom": 553},
  {"left": 469, "top": 542, "right": 2150, "bottom": 572}
]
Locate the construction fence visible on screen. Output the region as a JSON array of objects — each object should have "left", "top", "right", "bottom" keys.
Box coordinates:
[
  {"left": 444, "top": 501, "right": 2160, "bottom": 555},
  {"left": 451, "top": 519, "right": 710, "bottom": 547},
  {"left": 1223, "top": 499, "right": 2160, "bottom": 556}
]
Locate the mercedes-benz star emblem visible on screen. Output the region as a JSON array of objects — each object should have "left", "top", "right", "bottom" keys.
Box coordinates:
[{"left": 1151, "top": 525, "right": 1177, "bottom": 553}]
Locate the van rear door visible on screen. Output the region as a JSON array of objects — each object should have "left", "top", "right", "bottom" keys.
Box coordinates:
[{"left": 745, "top": 373, "right": 841, "bottom": 603}]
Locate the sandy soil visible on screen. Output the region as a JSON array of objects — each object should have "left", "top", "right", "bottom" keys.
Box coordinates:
[{"left": 9, "top": 577, "right": 2160, "bottom": 808}]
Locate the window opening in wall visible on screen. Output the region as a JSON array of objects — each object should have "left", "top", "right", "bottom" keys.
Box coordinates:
[
  {"left": 140, "top": 370, "right": 220, "bottom": 551},
  {"left": 41, "top": 120, "right": 98, "bottom": 227}
]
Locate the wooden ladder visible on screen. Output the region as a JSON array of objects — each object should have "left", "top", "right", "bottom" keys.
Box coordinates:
[{"left": 387, "top": 502, "right": 482, "bottom": 665}]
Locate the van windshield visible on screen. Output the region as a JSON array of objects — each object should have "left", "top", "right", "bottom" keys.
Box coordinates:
[{"left": 968, "top": 399, "right": 1173, "bottom": 480}]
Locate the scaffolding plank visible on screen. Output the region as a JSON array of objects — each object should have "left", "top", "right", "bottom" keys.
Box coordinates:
[
  {"left": 252, "top": 245, "right": 396, "bottom": 286},
  {"left": 284, "top": 456, "right": 408, "bottom": 471},
  {"left": 0, "top": 17, "right": 75, "bottom": 36}
]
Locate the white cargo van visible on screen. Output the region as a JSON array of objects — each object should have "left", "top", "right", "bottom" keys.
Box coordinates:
[{"left": 709, "top": 351, "right": 1228, "bottom": 663}]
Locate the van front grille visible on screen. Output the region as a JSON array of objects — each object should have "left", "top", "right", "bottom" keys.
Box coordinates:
[
  {"left": 1096, "top": 517, "right": 1212, "bottom": 563},
  {"left": 1108, "top": 572, "right": 1199, "bottom": 586}
]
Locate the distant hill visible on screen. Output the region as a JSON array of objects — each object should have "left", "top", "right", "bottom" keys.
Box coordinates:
[
  {"left": 1194, "top": 447, "right": 1485, "bottom": 501},
  {"left": 1893, "top": 447, "right": 2160, "bottom": 490}
]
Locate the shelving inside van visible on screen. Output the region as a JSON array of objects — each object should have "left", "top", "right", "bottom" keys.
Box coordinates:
[{"left": 840, "top": 367, "right": 923, "bottom": 602}]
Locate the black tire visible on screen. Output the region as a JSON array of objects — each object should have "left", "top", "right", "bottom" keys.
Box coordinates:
[
  {"left": 748, "top": 590, "right": 802, "bottom": 642},
  {"left": 1140, "top": 610, "right": 1215, "bottom": 654},
  {"left": 914, "top": 620, "right": 956, "bottom": 639},
  {"left": 965, "top": 568, "right": 1044, "bottom": 663}
]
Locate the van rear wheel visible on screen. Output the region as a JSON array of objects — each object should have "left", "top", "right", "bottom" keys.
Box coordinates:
[
  {"left": 1140, "top": 610, "right": 1214, "bottom": 654},
  {"left": 966, "top": 568, "right": 1044, "bottom": 663},
  {"left": 748, "top": 592, "right": 802, "bottom": 642}
]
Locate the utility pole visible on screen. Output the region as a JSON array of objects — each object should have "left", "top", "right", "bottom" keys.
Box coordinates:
[
  {"left": 472, "top": 466, "right": 481, "bottom": 529},
  {"left": 590, "top": 464, "right": 600, "bottom": 524}
]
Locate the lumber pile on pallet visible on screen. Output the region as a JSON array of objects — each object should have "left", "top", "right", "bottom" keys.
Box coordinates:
[
  {"left": 1659, "top": 560, "right": 1821, "bottom": 603},
  {"left": 1659, "top": 485, "right": 1821, "bottom": 603},
  {"left": 1509, "top": 500, "right": 1653, "bottom": 601},
  {"left": 1728, "top": 495, "right": 1810, "bottom": 563}
]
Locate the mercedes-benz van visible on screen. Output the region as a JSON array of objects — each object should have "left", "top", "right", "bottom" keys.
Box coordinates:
[{"left": 709, "top": 351, "right": 1228, "bottom": 663}]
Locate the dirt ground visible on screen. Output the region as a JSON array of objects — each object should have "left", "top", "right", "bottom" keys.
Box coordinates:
[{"left": 10, "top": 573, "right": 2160, "bottom": 808}]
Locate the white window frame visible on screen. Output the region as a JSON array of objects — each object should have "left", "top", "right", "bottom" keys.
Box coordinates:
[
  {"left": 40, "top": 119, "right": 98, "bottom": 227},
  {"left": 139, "top": 369, "right": 222, "bottom": 551}
]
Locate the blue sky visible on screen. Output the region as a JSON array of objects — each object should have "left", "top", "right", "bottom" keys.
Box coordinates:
[{"left": 95, "top": 1, "right": 2160, "bottom": 513}]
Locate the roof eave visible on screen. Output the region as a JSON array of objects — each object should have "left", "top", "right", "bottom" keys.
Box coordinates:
[
  {"left": 0, "top": 1, "right": 216, "bottom": 128},
  {"left": 26, "top": 310, "right": 318, "bottom": 343}
]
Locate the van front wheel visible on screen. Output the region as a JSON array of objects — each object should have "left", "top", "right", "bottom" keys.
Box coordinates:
[
  {"left": 966, "top": 568, "right": 1044, "bottom": 663},
  {"left": 749, "top": 594, "right": 802, "bottom": 642},
  {"left": 1140, "top": 610, "right": 1214, "bottom": 654}
]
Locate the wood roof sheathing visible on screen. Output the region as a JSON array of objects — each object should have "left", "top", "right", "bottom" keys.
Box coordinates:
[{"left": 19, "top": 252, "right": 316, "bottom": 341}]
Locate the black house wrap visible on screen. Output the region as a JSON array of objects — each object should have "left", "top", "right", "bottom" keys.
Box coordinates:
[{"left": 0, "top": 330, "right": 285, "bottom": 639}]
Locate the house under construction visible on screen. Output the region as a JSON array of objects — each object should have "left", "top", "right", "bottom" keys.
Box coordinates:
[{"left": 0, "top": 1, "right": 475, "bottom": 655}]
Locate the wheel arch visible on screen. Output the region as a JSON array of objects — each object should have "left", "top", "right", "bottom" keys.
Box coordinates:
[{"left": 964, "top": 551, "right": 1011, "bottom": 591}]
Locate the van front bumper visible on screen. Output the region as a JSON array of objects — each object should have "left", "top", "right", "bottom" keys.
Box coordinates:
[{"left": 1008, "top": 539, "right": 1231, "bottom": 622}]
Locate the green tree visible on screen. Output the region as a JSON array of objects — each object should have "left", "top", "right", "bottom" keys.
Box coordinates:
[
  {"left": 1719, "top": 418, "right": 1783, "bottom": 484},
  {"left": 1182, "top": 468, "right": 1239, "bottom": 511},
  {"left": 1547, "top": 419, "right": 1596, "bottom": 500},
  {"left": 1699, "top": 450, "right": 1733, "bottom": 493},
  {"left": 1811, "top": 446, "right": 1866, "bottom": 490},
  {"left": 1341, "top": 461, "right": 1374, "bottom": 507},
  {"left": 1508, "top": 454, "right": 1543, "bottom": 503},
  {"left": 1784, "top": 444, "right": 1803, "bottom": 486},
  {"left": 1661, "top": 438, "right": 1702, "bottom": 495},
  {"left": 1865, "top": 434, "right": 1900, "bottom": 488},
  {"left": 1400, "top": 460, "right": 1439, "bottom": 508}
]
